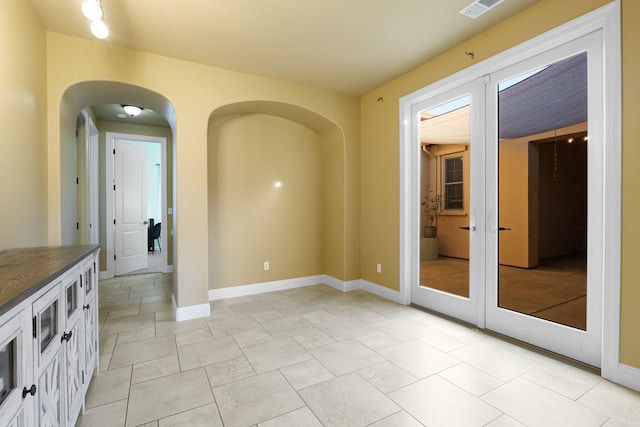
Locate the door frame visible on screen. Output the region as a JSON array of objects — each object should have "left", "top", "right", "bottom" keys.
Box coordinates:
[
  {"left": 399, "top": 3, "right": 620, "bottom": 379},
  {"left": 105, "top": 132, "right": 168, "bottom": 278}
]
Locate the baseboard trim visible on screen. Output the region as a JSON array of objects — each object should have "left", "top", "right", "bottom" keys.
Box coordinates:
[
  {"left": 618, "top": 363, "right": 640, "bottom": 392},
  {"left": 322, "top": 275, "right": 361, "bottom": 292},
  {"left": 172, "top": 293, "right": 211, "bottom": 321},
  {"left": 207, "top": 275, "right": 403, "bottom": 308},
  {"left": 360, "top": 279, "right": 403, "bottom": 304},
  {"left": 208, "top": 275, "right": 324, "bottom": 301}
]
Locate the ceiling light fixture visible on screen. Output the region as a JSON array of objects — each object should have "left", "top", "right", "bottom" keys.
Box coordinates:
[
  {"left": 82, "top": 0, "right": 109, "bottom": 39},
  {"left": 123, "top": 105, "right": 143, "bottom": 117},
  {"left": 90, "top": 20, "right": 109, "bottom": 39},
  {"left": 82, "top": 0, "right": 103, "bottom": 21}
]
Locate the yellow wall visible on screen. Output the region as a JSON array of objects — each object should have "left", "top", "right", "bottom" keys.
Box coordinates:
[
  {"left": 361, "top": 0, "right": 611, "bottom": 291},
  {"left": 208, "top": 114, "right": 322, "bottom": 287},
  {"left": 44, "top": 33, "right": 360, "bottom": 309},
  {"left": 0, "top": 0, "right": 47, "bottom": 250},
  {"left": 96, "top": 120, "right": 174, "bottom": 270},
  {"left": 620, "top": 0, "right": 640, "bottom": 368}
]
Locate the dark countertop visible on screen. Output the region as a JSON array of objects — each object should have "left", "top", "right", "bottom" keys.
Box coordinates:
[{"left": 0, "top": 245, "right": 100, "bottom": 318}]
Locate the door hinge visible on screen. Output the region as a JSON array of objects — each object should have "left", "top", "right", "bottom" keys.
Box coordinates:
[
  {"left": 114, "top": 254, "right": 116, "bottom": 261},
  {"left": 32, "top": 316, "right": 37, "bottom": 338},
  {"left": 113, "top": 219, "right": 116, "bottom": 225},
  {"left": 113, "top": 184, "right": 116, "bottom": 191},
  {"left": 76, "top": 177, "right": 79, "bottom": 185},
  {"left": 76, "top": 222, "right": 79, "bottom": 230},
  {"left": 113, "top": 148, "right": 116, "bottom": 155}
]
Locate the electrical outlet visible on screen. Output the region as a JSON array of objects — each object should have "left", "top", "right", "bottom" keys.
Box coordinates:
[
  {"left": 264, "top": 261, "right": 270, "bottom": 271},
  {"left": 376, "top": 263, "right": 382, "bottom": 273}
]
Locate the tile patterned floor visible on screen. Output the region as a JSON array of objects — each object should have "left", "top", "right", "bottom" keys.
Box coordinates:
[{"left": 78, "top": 273, "right": 640, "bottom": 427}]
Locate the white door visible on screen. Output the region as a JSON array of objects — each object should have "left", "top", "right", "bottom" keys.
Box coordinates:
[
  {"left": 484, "top": 33, "right": 603, "bottom": 366},
  {"left": 409, "top": 32, "right": 603, "bottom": 366},
  {"left": 411, "top": 79, "right": 485, "bottom": 325},
  {"left": 115, "top": 139, "right": 148, "bottom": 275}
]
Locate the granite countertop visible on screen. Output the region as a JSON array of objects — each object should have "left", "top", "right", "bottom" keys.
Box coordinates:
[{"left": 0, "top": 245, "right": 100, "bottom": 317}]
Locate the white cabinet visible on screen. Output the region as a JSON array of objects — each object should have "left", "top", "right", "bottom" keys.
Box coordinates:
[
  {"left": 81, "top": 259, "right": 98, "bottom": 390},
  {"left": 0, "top": 246, "right": 99, "bottom": 427},
  {"left": 0, "top": 308, "right": 33, "bottom": 427}
]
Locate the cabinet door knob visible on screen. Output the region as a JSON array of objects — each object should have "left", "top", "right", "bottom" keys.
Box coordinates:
[
  {"left": 83, "top": 304, "right": 91, "bottom": 310},
  {"left": 61, "top": 331, "right": 73, "bottom": 342},
  {"left": 22, "top": 384, "right": 36, "bottom": 398}
]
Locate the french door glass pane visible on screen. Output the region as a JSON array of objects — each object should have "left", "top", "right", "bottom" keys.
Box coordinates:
[
  {"left": 497, "top": 52, "right": 588, "bottom": 330},
  {"left": 420, "top": 96, "right": 470, "bottom": 298}
]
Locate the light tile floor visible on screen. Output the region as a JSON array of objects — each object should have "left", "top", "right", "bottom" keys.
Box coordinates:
[{"left": 78, "top": 273, "right": 640, "bottom": 427}]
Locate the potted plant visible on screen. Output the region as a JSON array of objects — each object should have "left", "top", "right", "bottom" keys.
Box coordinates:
[{"left": 422, "top": 193, "right": 444, "bottom": 238}]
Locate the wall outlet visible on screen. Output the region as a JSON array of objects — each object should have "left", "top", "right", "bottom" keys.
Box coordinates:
[
  {"left": 376, "top": 263, "right": 382, "bottom": 273},
  {"left": 264, "top": 261, "right": 270, "bottom": 271}
]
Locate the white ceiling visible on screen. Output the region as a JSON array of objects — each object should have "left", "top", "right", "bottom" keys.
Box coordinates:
[{"left": 29, "top": 0, "right": 539, "bottom": 96}]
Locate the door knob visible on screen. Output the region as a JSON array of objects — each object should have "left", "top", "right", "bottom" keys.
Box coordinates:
[
  {"left": 143, "top": 221, "right": 149, "bottom": 225},
  {"left": 459, "top": 226, "right": 476, "bottom": 231}
]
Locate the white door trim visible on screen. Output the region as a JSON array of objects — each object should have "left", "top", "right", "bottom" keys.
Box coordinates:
[
  {"left": 105, "top": 132, "right": 168, "bottom": 278},
  {"left": 400, "top": 2, "right": 620, "bottom": 379}
]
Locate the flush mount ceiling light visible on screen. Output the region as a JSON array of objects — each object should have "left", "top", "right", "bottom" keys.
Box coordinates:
[
  {"left": 459, "top": 0, "right": 505, "bottom": 19},
  {"left": 82, "top": 0, "right": 109, "bottom": 39},
  {"left": 122, "top": 105, "right": 143, "bottom": 117}
]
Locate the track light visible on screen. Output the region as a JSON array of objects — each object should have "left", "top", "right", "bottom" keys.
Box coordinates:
[
  {"left": 82, "top": 0, "right": 109, "bottom": 39},
  {"left": 82, "top": 0, "right": 103, "bottom": 21}
]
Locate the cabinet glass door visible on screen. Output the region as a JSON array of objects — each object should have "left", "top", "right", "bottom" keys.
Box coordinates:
[
  {"left": 0, "top": 339, "right": 15, "bottom": 406},
  {"left": 40, "top": 301, "right": 58, "bottom": 355}
]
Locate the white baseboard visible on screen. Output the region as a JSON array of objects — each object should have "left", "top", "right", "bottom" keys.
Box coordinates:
[
  {"left": 208, "top": 275, "right": 323, "bottom": 301},
  {"left": 360, "top": 279, "right": 403, "bottom": 304},
  {"left": 322, "top": 275, "right": 361, "bottom": 292},
  {"left": 172, "top": 293, "right": 211, "bottom": 321},
  {"left": 207, "top": 275, "right": 402, "bottom": 308},
  {"left": 617, "top": 363, "right": 640, "bottom": 392},
  {"left": 99, "top": 271, "right": 110, "bottom": 280}
]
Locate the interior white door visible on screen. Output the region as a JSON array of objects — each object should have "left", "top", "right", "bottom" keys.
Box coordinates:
[
  {"left": 484, "top": 33, "right": 603, "bottom": 366},
  {"left": 410, "top": 80, "right": 485, "bottom": 325},
  {"left": 115, "top": 139, "right": 148, "bottom": 275}
]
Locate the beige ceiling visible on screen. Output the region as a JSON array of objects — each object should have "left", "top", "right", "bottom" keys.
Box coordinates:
[{"left": 30, "top": 0, "right": 539, "bottom": 96}]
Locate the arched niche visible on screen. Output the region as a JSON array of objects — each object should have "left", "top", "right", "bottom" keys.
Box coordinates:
[{"left": 207, "top": 101, "right": 346, "bottom": 290}]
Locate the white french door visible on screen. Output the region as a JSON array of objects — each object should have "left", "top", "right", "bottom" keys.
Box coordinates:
[
  {"left": 408, "top": 30, "right": 605, "bottom": 366},
  {"left": 410, "top": 80, "right": 485, "bottom": 326},
  {"left": 484, "top": 32, "right": 603, "bottom": 366}
]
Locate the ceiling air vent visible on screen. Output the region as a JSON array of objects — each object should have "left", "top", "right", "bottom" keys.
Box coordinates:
[{"left": 459, "top": 0, "right": 505, "bottom": 19}]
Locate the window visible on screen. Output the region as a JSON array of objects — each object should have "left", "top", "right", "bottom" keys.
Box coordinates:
[{"left": 443, "top": 155, "right": 463, "bottom": 210}]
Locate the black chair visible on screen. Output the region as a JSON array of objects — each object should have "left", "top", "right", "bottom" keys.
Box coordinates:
[{"left": 149, "top": 222, "right": 161, "bottom": 252}]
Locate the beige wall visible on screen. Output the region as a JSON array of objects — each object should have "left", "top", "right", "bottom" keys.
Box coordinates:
[
  {"left": 44, "top": 33, "right": 360, "bottom": 309},
  {"left": 0, "top": 0, "right": 47, "bottom": 250},
  {"left": 361, "top": 0, "right": 640, "bottom": 365},
  {"left": 96, "top": 120, "right": 174, "bottom": 270},
  {"left": 208, "top": 114, "right": 322, "bottom": 287},
  {"left": 620, "top": 0, "right": 640, "bottom": 368}
]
